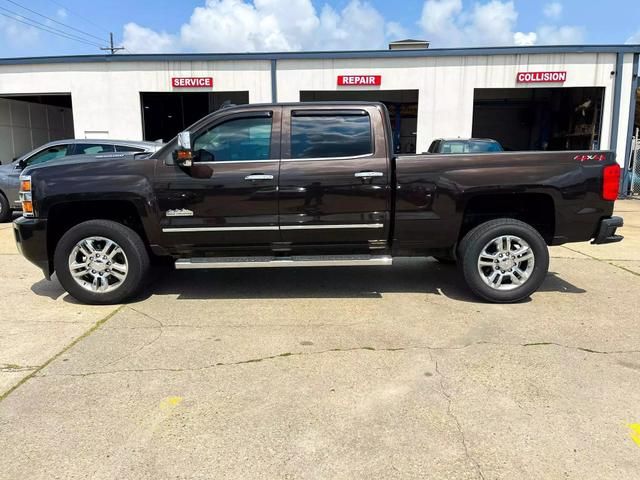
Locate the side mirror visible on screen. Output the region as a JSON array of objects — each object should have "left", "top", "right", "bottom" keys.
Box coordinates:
[
  {"left": 16, "top": 159, "right": 27, "bottom": 170},
  {"left": 173, "top": 131, "right": 193, "bottom": 167}
]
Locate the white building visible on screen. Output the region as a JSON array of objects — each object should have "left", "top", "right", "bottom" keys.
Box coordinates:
[{"left": 0, "top": 44, "right": 638, "bottom": 189}]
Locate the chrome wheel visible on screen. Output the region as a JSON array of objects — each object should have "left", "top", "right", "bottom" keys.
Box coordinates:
[
  {"left": 68, "top": 236, "right": 128, "bottom": 293},
  {"left": 477, "top": 235, "right": 535, "bottom": 291}
]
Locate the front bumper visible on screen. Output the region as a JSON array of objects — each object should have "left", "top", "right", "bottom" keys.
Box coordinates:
[
  {"left": 591, "top": 216, "right": 624, "bottom": 245},
  {"left": 13, "top": 216, "right": 51, "bottom": 279}
]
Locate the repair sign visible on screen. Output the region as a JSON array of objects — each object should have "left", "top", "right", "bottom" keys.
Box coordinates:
[
  {"left": 171, "top": 77, "right": 214, "bottom": 88},
  {"left": 337, "top": 75, "right": 382, "bottom": 86}
]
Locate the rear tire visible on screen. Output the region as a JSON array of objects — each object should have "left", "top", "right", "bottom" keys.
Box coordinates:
[
  {"left": 458, "top": 218, "right": 549, "bottom": 303},
  {"left": 0, "top": 193, "right": 10, "bottom": 223},
  {"left": 54, "top": 219, "right": 150, "bottom": 305}
]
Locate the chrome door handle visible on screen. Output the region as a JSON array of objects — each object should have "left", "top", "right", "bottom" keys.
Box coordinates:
[
  {"left": 354, "top": 171, "right": 384, "bottom": 178},
  {"left": 244, "top": 174, "right": 274, "bottom": 181}
]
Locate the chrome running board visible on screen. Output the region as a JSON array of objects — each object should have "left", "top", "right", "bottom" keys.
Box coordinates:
[{"left": 175, "top": 255, "right": 392, "bottom": 270}]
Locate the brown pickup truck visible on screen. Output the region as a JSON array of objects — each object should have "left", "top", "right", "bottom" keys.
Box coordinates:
[{"left": 14, "top": 102, "right": 623, "bottom": 304}]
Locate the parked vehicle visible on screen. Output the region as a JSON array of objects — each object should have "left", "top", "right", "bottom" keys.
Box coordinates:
[
  {"left": 13, "top": 102, "right": 623, "bottom": 305},
  {"left": 427, "top": 138, "right": 503, "bottom": 154},
  {"left": 0, "top": 139, "right": 162, "bottom": 222}
]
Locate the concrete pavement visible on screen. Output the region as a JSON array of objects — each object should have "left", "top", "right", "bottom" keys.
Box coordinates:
[{"left": 0, "top": 201, "right": 639, "bottom": 479}]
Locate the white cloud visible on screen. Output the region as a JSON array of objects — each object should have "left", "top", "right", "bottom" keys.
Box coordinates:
[
  {"left": 627, "top": 30, "right": 640, "bottom": 44},
  {"left": 514, "top": 31, "right": 537, "bottom": 46},
  {"left": 123, "top": 23, "right": 178, "bottom": 53},
  {"left": 124, "top": 0, "right": 390, "bottom": 53},
  {"left": 56, "top": 8, "right": 68, "bottom": 19},
  {"left": 536, "top": 25, "right": 585, "bottom": 44},
  {"left": 120, "top": 0, "right": 590, "bottom": 54},
  {"left": 419, "top": 0, "right": 534, "bottom": 47},
  {"left": 418, "top": 0, "right": 584, "bottom": 48},
  {"left": 0, "top": 16, "right": 40, "bottom": 47},
  {"left": 543, "top": 2, "right": 562, "bottom": 20}
]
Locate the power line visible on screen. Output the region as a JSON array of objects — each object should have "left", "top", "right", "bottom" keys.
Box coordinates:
[
  {"left": 3, "top": 0, "right": 109, "bottom": 43},
  {"left": 0, "top": 11, "right": 106, "bottom": 48},
  {"left": 0, "top": 6, "right": 106, "bottom": 47},
  {"left": 44, "top": 0, "right": 110, "bottom": 35}
]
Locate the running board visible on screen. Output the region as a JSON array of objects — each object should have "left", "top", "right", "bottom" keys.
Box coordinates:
[{"left": 175, "top": 255, "right": 393, "bottom": 270}]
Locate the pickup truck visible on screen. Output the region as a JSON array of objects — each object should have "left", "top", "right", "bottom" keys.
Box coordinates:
[{"left": 13, "top": 102, "right": 623, "bottom": 305}]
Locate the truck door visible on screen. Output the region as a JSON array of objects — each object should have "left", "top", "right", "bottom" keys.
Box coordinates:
[
  {"left": 278, "top": 105, "right": 391, "bottom": 249},
  {"left": 153, "top": 107, "right": 281, "bottom": 250}
]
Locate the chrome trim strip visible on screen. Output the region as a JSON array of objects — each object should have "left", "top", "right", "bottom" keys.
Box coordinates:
[
  {"left": 175, "top": 256, "right": 392, "bottom": 269},
  {"left": 162, "top": 226, "right": 278, "bottom": 233},
  {"left": 281, "top": 153, "right": 374, "bottom": 162},
  {"left": 194, "top": 159, "right": 277, "bottom": 165},
  {"left": 280, "top": 223, "right": 384, "bottom": 230}
]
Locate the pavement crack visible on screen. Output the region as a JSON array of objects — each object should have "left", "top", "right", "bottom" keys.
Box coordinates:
[
  {"left": 36, "top": 340, "right": 640, "bottom": 379},
  {"left": 519, "top": 341, "right": 640, "bottom": 355},
  {"left": 99, "top": 306, "right": 165, "bottom": 368},
  {"left": 0, "top": 305, "right": 123, "bottom": 403},
  {"left": 433, "top": 356, "right": 486, "bottom": 480}
]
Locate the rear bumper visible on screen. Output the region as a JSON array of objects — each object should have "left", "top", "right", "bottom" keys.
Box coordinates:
[
  {"left": 591, "top": 216, "right": 624, "bottom": 245},
  {"left": 13, "top": 217, "right": 51, "bottom": 279}
]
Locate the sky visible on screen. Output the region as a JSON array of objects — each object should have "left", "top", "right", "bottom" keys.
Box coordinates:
[{"left": 0, "top": 0, "right": 638, "bottom": 58}]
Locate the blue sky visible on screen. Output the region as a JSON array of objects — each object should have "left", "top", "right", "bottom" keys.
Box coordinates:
[{"left": 0, "top": 0, "right": 638, "bottom": 57}]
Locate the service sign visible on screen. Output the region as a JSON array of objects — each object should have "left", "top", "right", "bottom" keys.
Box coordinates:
[
  {"left": 171, "top": 77, "right": 214, "bottom": 88},
  {"left": 516, "top": 71, "right": 567, "bottom": 83},
  {"left": 337, "top": 75, "right": 382, "bottom": 86}
]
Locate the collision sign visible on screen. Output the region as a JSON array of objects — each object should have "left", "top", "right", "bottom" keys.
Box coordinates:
[
  {"left": 337, "top": 75, "right": 382, "bottom": 86},
  {"left": 171, "top": 77, "right": 214, "bottom": 88},
  {"left": 516, "top": 71, "right": 567, "bottom": 83}
]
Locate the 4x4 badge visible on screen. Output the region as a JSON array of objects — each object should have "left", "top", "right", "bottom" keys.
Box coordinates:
[{"left": 166, "top": 209, "right": 194, "bottom": 217}]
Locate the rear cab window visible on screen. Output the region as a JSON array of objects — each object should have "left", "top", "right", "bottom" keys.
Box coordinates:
[{"left": 290, "top": 110, "right": 373, "bottom": 159}]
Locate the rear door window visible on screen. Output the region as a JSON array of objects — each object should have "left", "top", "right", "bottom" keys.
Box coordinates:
[
  {"left": 115, "top": 145, "right": 146, "bottom": 153},
  {"left": 73, "top": 144, "right": 116, "bottom": 155},
  {"left": 290, "top": 112, "right": 372, "bottom": 159}
]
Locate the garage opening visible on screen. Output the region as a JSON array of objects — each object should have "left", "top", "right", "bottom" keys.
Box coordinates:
[
  {"left": 472, "top": 87, "right": 605, "bottom": 151},
  {"left": 140, "top": 91, "right": 249, "bottom": 142},
  {"left": 0, "top": 94, "right": 74, "bottom": 162},
  {"left": 300, "top": 90, "right": 419, "bottom": 154}
]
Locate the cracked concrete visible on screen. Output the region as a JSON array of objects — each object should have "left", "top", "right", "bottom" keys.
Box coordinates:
[{"left": 0, "top": 200, "right": 639, "bottom": 479}]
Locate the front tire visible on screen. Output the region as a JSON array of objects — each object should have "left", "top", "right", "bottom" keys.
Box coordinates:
[
  {"left": 458, "top": 218, "right": 549, "bottom": 303},
  {"left": 54, "top": 220, "right": 150, "bottom": 305}
]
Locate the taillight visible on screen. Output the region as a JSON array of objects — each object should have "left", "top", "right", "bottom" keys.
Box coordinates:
[{"left": 602, "top": 164, "right": 620, "bottom": 201}]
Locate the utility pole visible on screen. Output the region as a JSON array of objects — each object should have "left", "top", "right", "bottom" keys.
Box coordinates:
[{"left": 100, "top": 32, "right": 124, "bottom": 54}]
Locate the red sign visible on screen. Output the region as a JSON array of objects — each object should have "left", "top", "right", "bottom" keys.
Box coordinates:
[
  {"left": 516, "top": 71, "right": 567, "bottom": 83},
  {"left": 337, "top": 75, "right": 382, "bottom": 86},
  {"left": 171, "top": 77, "right": 213, "bottom": 88}
]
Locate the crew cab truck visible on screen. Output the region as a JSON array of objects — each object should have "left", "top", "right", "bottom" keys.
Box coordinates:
[{"left": 13, "top": 102, "right": 623, "bottom": 305}]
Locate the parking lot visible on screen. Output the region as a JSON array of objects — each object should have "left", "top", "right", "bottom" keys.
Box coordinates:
[{"left": 0, "top": 200, "right": 638, "bottom": 479}]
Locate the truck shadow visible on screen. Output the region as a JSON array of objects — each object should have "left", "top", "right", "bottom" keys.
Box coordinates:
[{"left": 30, "top": 258, "right": 585, "bottom": 304}]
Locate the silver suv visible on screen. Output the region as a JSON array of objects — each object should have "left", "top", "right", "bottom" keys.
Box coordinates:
[{"left": 0, "top": 139, "right": 162, "bottom": 222}]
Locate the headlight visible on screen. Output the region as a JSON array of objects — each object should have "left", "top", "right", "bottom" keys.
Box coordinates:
[{"left": 19, "top": 174, "right": 34, "bottom": 217}]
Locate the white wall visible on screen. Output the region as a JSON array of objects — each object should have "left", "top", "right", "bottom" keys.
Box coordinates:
[
  {"left": 0, "top": 97, "right": 73, "bottom": 161},
  {"left": 0, "top": 60, "right": 272, "bottom": 141},
  {"left": 615, "top": 53, "right": 637, "bottom": 169},
  {"left": 277, "top": 52, "right": 618, "bottom": 155}
]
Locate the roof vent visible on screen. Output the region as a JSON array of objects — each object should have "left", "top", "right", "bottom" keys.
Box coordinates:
[{"left": 388, "top": 39, "right": 430, "bottom": 50}]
